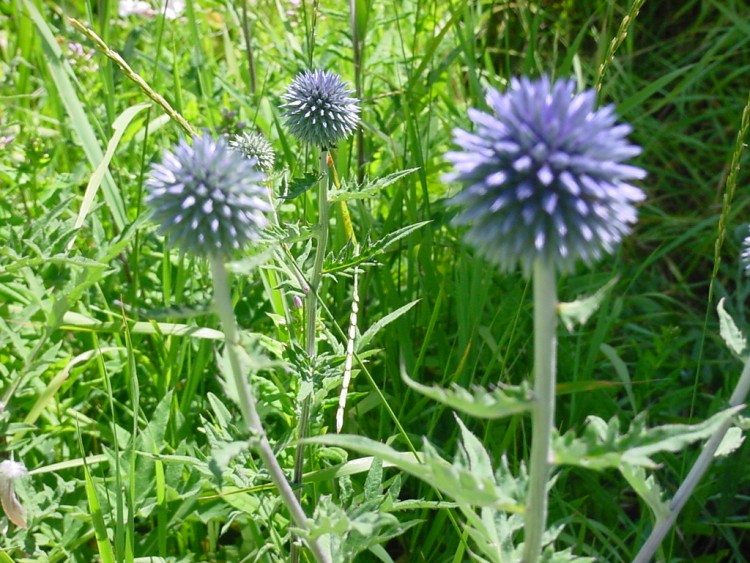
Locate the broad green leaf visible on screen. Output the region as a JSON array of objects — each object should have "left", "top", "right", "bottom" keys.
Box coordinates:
[
  {"left": 558, "top": 277, "right": 618, "bottom": 332},
  {"left": 554, "top": 407, "right": 743, "bottom": 470},
  {"left": 402, "top": 371, "right": 532, "bottom": 419},
  {"left": 717, "top": 297, "right": 747, "bottom": 358}
]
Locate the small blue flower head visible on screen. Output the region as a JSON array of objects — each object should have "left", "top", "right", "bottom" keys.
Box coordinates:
[
  {"left": 741, "top": 226, "right": 750, "bottom": 274},
  {"left": 282, "top": 69, "right": 360, "bottom": 148},
  {"left": 445, "top": 75, "right": 647, "bottom": 276},
  {"left": 146, "top": 133, "right": 272, "bottom": 259},
  {"left": 229, "top": 131, "right": 276, "bottom": 174}
]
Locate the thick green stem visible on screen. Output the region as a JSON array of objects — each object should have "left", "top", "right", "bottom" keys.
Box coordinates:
[
  {"left": 291, "top": 149, "right": 329, "bottom": 563},
  {"left": 522, "top": 259, "right": 557, "bottom": 563},
  {"left": 209, "top": 256, "right": 329, "bottom": 563},
  {"left": 633, "top": 353, "right": 750, "bottom": 563}
]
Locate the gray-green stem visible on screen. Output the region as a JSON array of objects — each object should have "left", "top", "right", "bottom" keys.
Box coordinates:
[
  {"left": 522, "top": 259, "right": 557, "bottom": 563},
  {"left": 291, "top": 149, "right": 329, "bottom": 563},
  {"left": 209, "top": 256, "right": 329, "bottom": 563},
  {"left": 633, "top": 352, "right": 750, "bottom": 563}
]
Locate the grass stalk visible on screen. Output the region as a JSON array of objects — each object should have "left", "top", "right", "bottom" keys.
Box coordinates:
[{"left": 522, "top": 259, "right": 557, "bottom": 563}]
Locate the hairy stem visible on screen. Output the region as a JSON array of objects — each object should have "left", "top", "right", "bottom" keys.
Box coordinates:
[
  {"left": 291, "top": 149, "right": 330, "bottom": 563},
  {"left": 522, "top": 259, "right": 557, "bottom": 563},
  {"left": 210, "top": 256, "right": 329, "bottom": 563}
]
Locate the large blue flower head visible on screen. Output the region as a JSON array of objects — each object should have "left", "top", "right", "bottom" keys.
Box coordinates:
[
  {"left": 146, "top": 133, "right": 272, "bottom": 259},
  {"left": 445, "top": 75, "right": 646, "bottom": 276},
  {"left": 281, "top": 69, "right": 360, "bottom": 148}
]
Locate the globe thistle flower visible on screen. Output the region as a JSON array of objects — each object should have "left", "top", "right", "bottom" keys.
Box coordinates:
[
  {"left": 741, "top": 226, "right": 750, "bottom": 274},
  {"left": 445, "top": 75, "right": 646, "bottom": 276},
  {"left": 146, "top": 133, "right": 272, "bottom": 259},
  {"left": 0, "top": 460, "right": 28, "bottom": 528},
  {"left": 229, "top": 131, "right": 276, "bottom": 174},
  {"left": 281, "top": 69, "right": 360, "bottom": 148}
]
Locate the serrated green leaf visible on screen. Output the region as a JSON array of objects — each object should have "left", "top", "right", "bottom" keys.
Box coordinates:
[
  {"left": 715, "top": 426, "right": 745, "bottom": 457},
  {"left": 324, "top": 221, "right": 431, "bottom": 275},
  {"left": 455, "top": 416, "right": 495, "bottom": 482},
  {"left": 718, "top": 297, "right": 747, "bottom": 358},
  {"left": 402, "top": 371, "right": 532, "bottom": 419},
  {"left": 554, "top": 406, "right": 743, "bottom": 470},
  {"left": 209, "top": 441, "right": 250, "bottom": 480},
  {"left": 305, "top": 434, "right": 523, "bottom": 511},
  {"left": 558, "top": 277, "right": 618, "bottom": 332},
  {"left": 619, "top": 464, "right": 669, "bottom": 521},
  {"left": 281, "top": 172, "right": 320, "bottom": 200},
  {"left": 329, "top": 168, "right": 419, "bottom": 202}
]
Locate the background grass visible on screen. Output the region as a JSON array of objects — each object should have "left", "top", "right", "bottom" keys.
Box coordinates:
[{"left": 1, "top": 0, "right": 750, "bottom": 561}]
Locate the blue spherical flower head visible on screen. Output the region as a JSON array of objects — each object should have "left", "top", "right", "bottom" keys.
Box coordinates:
[
  {"left": 282, "top": 69, "right": 360, "bottom": 148},
  {"left": 741, "top": 226, "right": 750, "bottom": 274},
  {"left": 445, "top": 76, "right": 647, "bottom": 276},
  {"left": 146, "top": 133, "right": 272, "bottom": 259}
]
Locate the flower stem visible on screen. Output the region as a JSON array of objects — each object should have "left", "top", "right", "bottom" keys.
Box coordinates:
[
  {"left": 291, "top": 149, "right": 330, "bottom": 563},
  {"left": 633, "top": 353, "right": 750, "bottom": 563},
  {"left": 209, "top": 256, "right": 329, "bottom": 563},
  {"left": 522, "top": 259, "right": 557, "bottom": 563}
]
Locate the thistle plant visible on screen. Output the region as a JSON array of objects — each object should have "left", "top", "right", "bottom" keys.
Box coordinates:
[
  {"left": 146, "top": 133, "right": 329, "bottom": 563},
  {"left": 282, "top": 69, "right": 359, "bottom": 563},
  {"left": 229, "top": 131, "right": 276, "bottom": 174},
  {"left": 445, "top": 75, "right": 646, "bottom": 562},
  {"left": 282, "top": 69, "right": 360, "bottom": 149}
]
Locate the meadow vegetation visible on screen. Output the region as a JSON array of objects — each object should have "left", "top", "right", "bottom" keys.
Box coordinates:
[{"left": 1, "top": 0, "right": 750, "bottom": 561}]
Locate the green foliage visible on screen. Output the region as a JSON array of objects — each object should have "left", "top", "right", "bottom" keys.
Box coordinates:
[{"left": 554, "top": 407, "right": 743, "bottom": 470}]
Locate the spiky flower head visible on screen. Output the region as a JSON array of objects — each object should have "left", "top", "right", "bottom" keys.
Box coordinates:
[
  {"left": 146, "top": 133, "right": 272, "bottom": 259},
  {"left": 445, "top": 75, "right": 646, "bottom": 276},
  {"left": 229, "top": 131, "right": 276, "bottom": 173},
  {"left": 741, "top": 226, "right": 750, "bottom": 274},
  {"left": 281, "top": 69, "right": 360, "bottom": 148}
]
